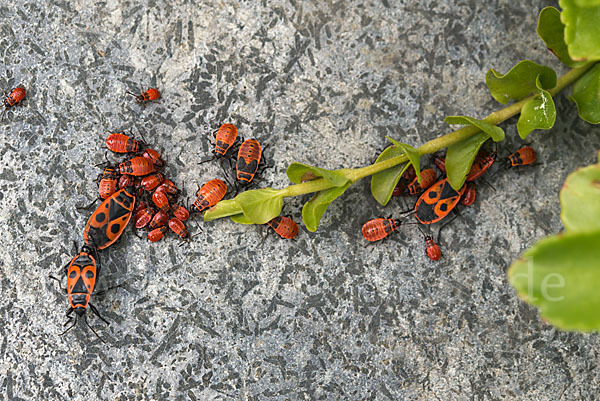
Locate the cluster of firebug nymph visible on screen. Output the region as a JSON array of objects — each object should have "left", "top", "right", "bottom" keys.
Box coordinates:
[
  {"left": 101, "top": 129, "right": 192, "bottom": 244},
  {"left": 362, "top": 144, "right": 538, "bottom": 261},
  {"left": 199, "top": 124, "right": 299, "bottom": 239},
  {"left": 49, "top": 87, "right": 171, "bottom": 342}
]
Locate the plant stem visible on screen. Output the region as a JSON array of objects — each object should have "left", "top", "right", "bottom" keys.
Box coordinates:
[
  {"left": 279, "top": 178, "right": 334, "bottom": 197},
  {"left": 349, "top": 109, "right": 502, "bottom": 181},
  {"left": 350, "top": 63, "right": 595, "bottom": 181},
  {"left": 205, "top": 63, "right": 596, "bottom": 221},
  {"left": 548, "top": 64, "right": 594, "bottom": 96}
]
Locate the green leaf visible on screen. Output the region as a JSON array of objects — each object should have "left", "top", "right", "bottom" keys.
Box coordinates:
[
  {"left": 235, "top": 188, "right": 283, "bottom": 224},
  {"left": 569, "top": 63, "right": 600, "bottom": 124},
  {"left": 560, "top": 161, "right": 600, "bottom": 232},
  {"left": 560, "top": 0, "right": 600, "bottom": 61},
  {"left": 575, "top": 0, "right": 600, "bottom": 6},
  {"left": 537, "top": 7, "right": 588, "bottom": 68},
  {"left": 485, "top": 60, "right": 557, "bottom": 104},
  {"left": 445, "top": 132, "right": 490, "bottom": 190},
  {"left": 386, "top": 137, "right": 422, "bottom": 181},
  {"left": 444, "top": 115, "right": 505, "bottom": 142},
  {"left": 508, "top": 231, "right": 600, "bottom": 331},
  {"left": 286, "top": 162, "right": 350, "bottom": 187},
  {"left": 370, "top": 146, "right": 409, "bottom": 206},
  {"left": 230, "top": 213, "right": 254, "bottom": 224},
  {"left": 516, "top": 76, "right": 557, "bottom": 139},
  {"left": 203, "top": 199, "right": 243, "bottom": 221},
  {"left": 302, "top": 182, "right": 352, "bottom": 232}
]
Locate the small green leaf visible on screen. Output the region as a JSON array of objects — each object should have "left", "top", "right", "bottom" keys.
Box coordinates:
[
  {"left": 445, "top": 132, "right": 490, "bottom": 190},
  {"left": 230, "top": 213, "right": 254, "bottom": 224},
  {"left": 485, "top": 60, "right": 557, "bottom": 104},
  {"left": 569, "top": 63, "right": 600, "bottom": 124},
  {"left": 235, "top": 188, "right": 283, "bottom": 224},
  {"left": 536, "top": 7, "right": 588, "bottom": 68},
  {"left": 385, "top": 137, "right": 421, "bottom": 181},
  {"left": 203, "top": 199, "right": 243, "bottom": 221},
  {"left": 508, "top": 231, "right": 600, "bottom": 331},
  {"left": 560, "top": 161, "right": 600, "bottom": 232},
  {"left": 560, "top": 0, "right": 600, "bottom": 61},
  {"left": 302, "top": 182, "right": 352, "bottom": 232},
  {"left": 370, "top": 146, "right": 409, "bottom": 206},
  {"left": 444, "top": 115, "right": 505, "bottom": 142},
  {"left": 286, "top": 162, "right": 350, "bottom": 187},
  {"left": 516, "top": 76, "right": 557, "bottom": 139}
]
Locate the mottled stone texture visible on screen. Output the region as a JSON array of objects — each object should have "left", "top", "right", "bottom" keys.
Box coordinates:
[{"left": 0, "top": 0, "right": 599, "bottom": 400}]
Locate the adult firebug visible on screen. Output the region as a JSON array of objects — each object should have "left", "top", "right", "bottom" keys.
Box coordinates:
[
  {"left": 83, "top": 186, "right": 136, "bottom": 249},
  {"left": 414, "top": 178, "right": 467, "bottom": 225},
  {"left": 49, "top": 245, "right": 108, "bottom": 341}
]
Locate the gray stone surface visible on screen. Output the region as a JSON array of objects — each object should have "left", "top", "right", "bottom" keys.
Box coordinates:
[{"left": 0, "top": 0, "right": 599, "bottom": 400}]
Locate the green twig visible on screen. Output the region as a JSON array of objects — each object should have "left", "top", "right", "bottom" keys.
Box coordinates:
[{"left": 205, "top": 63, "right": 596, "bottom": 221}]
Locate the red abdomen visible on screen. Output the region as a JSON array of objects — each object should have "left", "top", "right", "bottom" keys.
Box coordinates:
[
  {"left": 119, "top": 157, "right": 156, "bottom": 176},
  {"left": 106, "top": 133, "right": 140, "bottom": 153},
  {"left": 215, "top": 124, "right": 238, "bottom": 156},
  {"left": 425, "top": 238, "right": 442, "bottom": 261},
  {"left": 98, "top": 168, "right": 118, "bottom": 199},
  {"left": 461, "top": 183, "right": 476, "bottom": 206},
  {"left": 4, "top": 87, "right": 26, "bottom": 107},
  {"left": 148, "top": 226, "right": 168, "bottom": 242},
  {"left": 361, "top": 218, "right": 399, "bottom": 242},
  {"left": 193, "top": 179, "right": 227, "bottom": 212},
  {"left": 168, "top": 218, "right": 189, "bottom": 239},
  {"left": 267, "top": 216, "right": 299, "bottom": 239},
  {"left": 142, "top": 88, "right": 160, "bottom": 101},
  {"left": 407, "top": 168, "right": 437, "bottom": 195},
  {"left": 509, "top": 146, "right": 537, "bottom": 166},
  {"left": 236, "top": 139, "right": 262, "bottom": 183}
]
